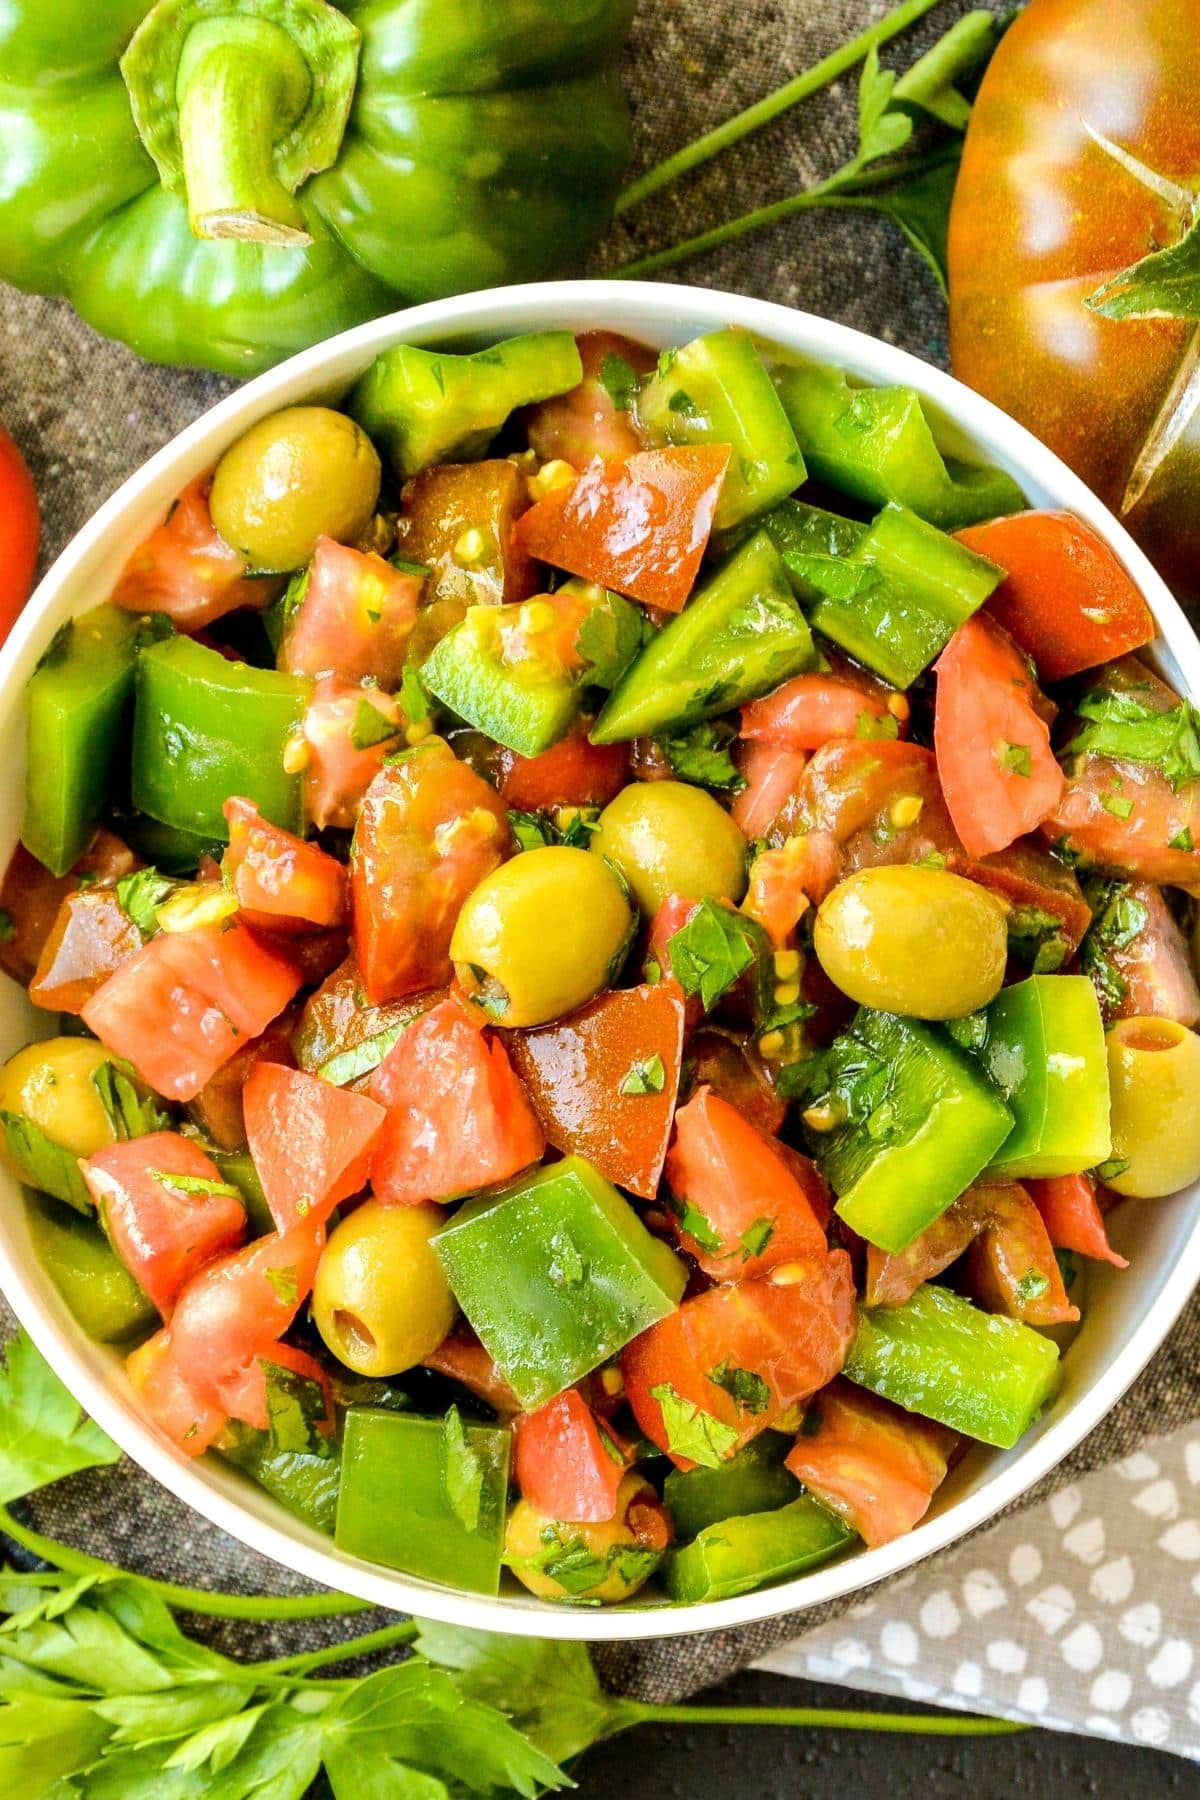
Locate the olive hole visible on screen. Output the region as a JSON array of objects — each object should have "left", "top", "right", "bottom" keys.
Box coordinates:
[{"left": 333, "top": 1308, "right": 376, "bottom": 1354}]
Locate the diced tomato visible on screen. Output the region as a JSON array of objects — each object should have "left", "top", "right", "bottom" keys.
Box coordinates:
[
  {"left": 621, "top": 1251, "right": 857, "bottom": 1470},
  {"left": 508, "top": 982, "right": 686, "bottom": 1201},
  {"left": 934, "top": 613, "right": 1064, "bottom": 858},
  {"left": 964, "top": 1181, "right": 1080, "bottom": 1327},
  {"left": 525, "top": 331, "right": 656, "bottom": 470},
  {"left": 947, "top": 839, "right": 1092, "bottom": 964},
  {"left": 513, "top": 1387, "right": 629, "bottom": 1523},
  {"left": 644, "top": 894, "right": 705, "bottom": 1030},
  {"left": 1049, "top": 758, "right": 1200, "bottom": 890},
  {"left": 112, "top": 475, "right": 279, "bottom": 631},
  {"left": 794, "top": 740, "right": 958, "bottom": 879},
  {"left": 127, "top": 1330, "right": 227, "bottom": 1456},
  {"left": 187, "top": 1011, "right": 296, "bottom": 1151},
  {"left": 394, "top": 459, "right": 535, "bottom": 612},
  {"left": 741, "top": 658, "right": 904, "bottom": 751},
  {"left": 82, "top": 1132, "right": 246, "bottom": 1318},
  {"left": 785, "top": 1379, "right": 957, "bottom": 1548},
  {"left": 351, "top": 739, "right": 510, "bottom": 1004},
  {"left": 863, "top": 1187, "right": 992, "bottom": 1308},
  {"left": 302, "top": 678, "right": 405, "bottom": 832},
  {"left": 244, "top": 1062, "right": 386, "bottom": 1231},
  {"left": 742, "top": 836, "right": 813, "bottom": 947},
  {"left": 279, "top": 537, "right": 420, "bottom": 686},
  {"left": 421, "top": 1327, "right": 520, "bottom": 1414},
  {"left": 496, "top": 722, "right": 629, "bottom": 811},
  {"left": 0, "top": 830, "right": 139, "bottom": 987},
  {"left": 957, "top": 511, "right": 1156, "bottom": 683},
  {"left": 515, "top": 445, "right": 731, "bottom": 613},
  {"left": 368, "top": 997, "right": 543, "bottom": 1205},
  {"left": 223, "top": 797, "right": 348, "bottom": 933},
  {"left": 1027, "top": 1174, "right": 1129, "bottom": 1269},
  {"left": 685, "top": 1027, "right": 787, "bottom": 1138},
  {"left": 30, "top": 885, "right": 143, "bottom": 1014},
  {"left": 664, "top": 1087, "right": 827, "bottom": 1279},
  {"left": 292, "top": 953, "right": 444, "bottom": 1076},
  {"left": 81, "top": 919, "right": 303, "bottom": 1103},
  {"left": 730, "top": 742, "right": 809, "bottom": 842},
  {"left": 1092, "top": 882, "right": 1200, "bottom": 1026}
]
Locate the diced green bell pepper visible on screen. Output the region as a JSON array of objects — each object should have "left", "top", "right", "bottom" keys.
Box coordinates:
[
  {"left": 803, "top": 1009, "right": 1014, "bottom": 1254},
  {"left": 661, "top": 1495, "right": 853, "bottom": 1603},
  {"left": 351, "top": 332, "right": 583, "bottom": 480},
  {"left": 220, "top": 1360, "right": 340, "bottom": 1535},
  {"left": 977, "top": 975, "right": 1111, "bottom": 1179},
  {"left": 25, "top": 1193, "right": 157, "bottom": 1345},
  {"left": 844, "top": 1282, "right": 1061, "bottom": 1449},
  {"left": 22, "top": 607, "right": 171, "bottom": 876},
  {"left": 121, "top": 812, "right": 224, "bottom": 876},
  {"left": 773, "top": 361, "right": 1024, "bottom": 529},
  {"left": 664, "top": 1432, "right": 800, "bottom": 1541},
  {"left": 132, "top": 635, "right": 311, "bottom": 841},
  {"left": 591, "top": 533, "right": 816, "bottom": 744},
  {"left": 726, "top": 496, "right": 864, "bottom": 568},
  {"left": 636, "top": 329, "right": 805, "bottom": 531},
  {"left": 432, "top": 1154, "right": 686, "bottom": 1408},
  {"left": 335, "top": 1408, "right": 511, "bottom": 1594},
  {"left": 782, "top": 502, "right": 1004, "bottom": 689},
  {"left": 421, "top": 605, "right": 581, "bottom": 759}
]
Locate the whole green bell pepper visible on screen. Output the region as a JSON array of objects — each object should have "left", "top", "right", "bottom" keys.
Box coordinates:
[{"left": 0, "top": 0, "right": 633, "bottom": 375}]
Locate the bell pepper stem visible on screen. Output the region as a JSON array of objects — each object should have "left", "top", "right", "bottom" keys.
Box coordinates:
[
  {"left": 176, "top": 18, "right": 312, "bottom": 245},
  {"left": 612, "top": 0, "right": 945, "bottom": 216}
]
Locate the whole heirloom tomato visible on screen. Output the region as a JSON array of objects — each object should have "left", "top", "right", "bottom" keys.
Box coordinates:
[
  {"left": 949, "top": 0, "right": 1200, "bottom": 602},
  {"left": 0, "top": 422, "right": 38, "bottom": 639}
]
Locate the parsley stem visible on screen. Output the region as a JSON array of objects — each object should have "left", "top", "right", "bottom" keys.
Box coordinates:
[
  {"left": 0, "top": 1502, "right": 371, "bottom": 1621},
  {"left": 624, "top": 1702, "right": 1027, "bottom": 1735},
  {"left": 612, "top": 0, "right": 944, "bottom": 216},
  {"left": 249, "top": 1621, "right": 419, "bottom": 1676}
]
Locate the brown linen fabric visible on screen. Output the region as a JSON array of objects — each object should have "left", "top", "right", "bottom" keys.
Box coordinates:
[{"left": 0, "top": 0, "right": 1196, "bottom": 1698}]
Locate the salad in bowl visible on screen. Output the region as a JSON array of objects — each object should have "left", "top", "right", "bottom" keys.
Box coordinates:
[{"left": 1, "top": 289, "right": 1198, "bottom": 1621}]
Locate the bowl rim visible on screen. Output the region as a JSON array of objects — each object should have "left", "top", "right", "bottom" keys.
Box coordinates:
[{"left": 1, "top": 277, "right": 1198, "bottom": 1643}]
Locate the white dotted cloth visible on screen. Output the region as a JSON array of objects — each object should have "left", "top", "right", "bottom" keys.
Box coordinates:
[{"left": 756, "top": 1424, "right": 1200, "bottom": 1759}]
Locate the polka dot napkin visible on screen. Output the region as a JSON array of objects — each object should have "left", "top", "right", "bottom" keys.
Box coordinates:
[{"left": 757, "top": 1424, "right": 1200, "bottom": 1759}]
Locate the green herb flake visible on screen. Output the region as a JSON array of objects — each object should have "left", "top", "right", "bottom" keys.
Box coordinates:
[
  {"left": 619, "top": 1054, "right": 666, "bottom": 1096},
  {"left": 1169, "top": 826, "right": 1194, "bottom": 851},
  {"left": 598, "top": 351, "right": 640, "bottom": 413},
  {"left": 854, "top": 710, "right": 900, "bottom": 741},
  {"left": 525, "top": 1529, "right": 611, "bottom": 1596},
  {"left": 649, "top": 1382, "right": 739, "bottom": 1469},
  {"left": 0, "top": 1111, "right": 93, "bottom": 1214},
  {"left": 996, "top": 739, "right": 1032, "bottom": 778},
  {"left": 1067, "top": 686, "right": 1200, "bottom": 788},
  {"left": 263, "top": 1265, "right": 298, "bottom": 1307},
  {"left": 654, "top": 721, "right": 746, "bottom": 791},
  {"left": 350, "top": 698, "right": 401, "bottom": 753},
  {"left": 667, "top": 898, "right": 760, "bottom": 1011},
  {"left": 574, "top": 591, "right": 646, "bottom": 689},
  {"left": 1014, "top": 1269, "right": 1051, "bottom": 1305},
  {"left": 706, "top": 1360, "right": 770, "bottom": 1415},
  {"left": 91, "top": 1061, "right": 170, "bottom": 1140},
  {"left": 317, "top": 1019, "right": 409, "bottom": 1087},
  {"left": 1095, "top": 1157, "right": 1130, "bottom": 1183},
  {"left": 149, "top": 1169, "right": 242, "bottom": 1202},
  {"left": 399, "top": 663, "right": 431, "bottom": 726},
  {"left": 1101, "top": 792, "right": 1134, "bottom": 820},
  {"left": 739, "top": 1216, "right": 776, "bottom": 1261},
  {"left": 115, "top": 866, "right": 177, "bottom": 939},
  {"left": 667, "top": 1191, "right": 723, "bottom": 1254},
  {"left": 443, "top": 1405, "right": 485, "bottom": 1534}
]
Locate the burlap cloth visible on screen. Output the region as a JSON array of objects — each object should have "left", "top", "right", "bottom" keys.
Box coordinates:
[{"left": 0, "top": 0, "right": 1195, "bottom": 1705}]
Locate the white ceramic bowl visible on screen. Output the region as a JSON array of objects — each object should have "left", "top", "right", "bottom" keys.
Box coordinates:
[{"left": 1, "top": 280, "right": 1198, "bottom": 1642}]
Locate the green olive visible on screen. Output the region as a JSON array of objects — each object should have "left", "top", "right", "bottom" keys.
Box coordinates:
[
  {"left": 0, "top": 1038, "right": 119, "bottom": 1161},
  {"left": 813, "top": 865, "right": 1008, "bottom": 1019},
  {"left": 209, "top": 406, "right": 382, "bottom": 571},
  {"left": 505, "top": 1472, "right": 672, "bottom": 1603},
  {"left": 589, "top": 781, "right": 747, "bottom": 916},
  {"left": 1104, "top": 1016, "right": 1200, "bottom": 1198},
  {"left": 312, "top": 1199, "right": 457, "bottom": 1376},
  {"left": 451, "top": 846, "right": 632, "bottom": 1027}
]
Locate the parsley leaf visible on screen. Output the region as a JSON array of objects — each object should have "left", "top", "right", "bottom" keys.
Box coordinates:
[
  {"left": 739, "top": 1216, "right": 776, "bottom": 1261},
  {"left": 654, "top": 722, "right": 746, "bottom": 791},
  {"left": 598, "top": 351, "right": 640, "bottom": 413},
  {"left": 649, "top": 1382, "right": 739, "bottom": 1468},
  {"left": 1067, "top": 686, "right": 1200, "bottom": 787},
  {"left": 707, "top": 1360, "right": 771, "bottom": 1415},
  {"left": 1005, "top": 904, "right": 1070, "bottom": 975},
  {"left": 1169, "top": 826, "right": 1195, "bottom": 851},
  {"left": 507, "top": 809, "right": 551, "bottom": 852},
  {"left": 667, "top": 898, "right": 758, "bottom": 1010},
  {"left": 0, "top": 1329, "right": 119, "bottom": 1503},
  {"left": 852, "top": 45, "right": 914, "bottom": 172},
  {"left": 399, "top": 662, "right": 431, "bottom": 727},
  {"left": 1080, "top": 880, "right": 1148, "bottom": 1015},
  {"left": 1015, "top": 1269, "right": 1050, "bottom": 1305},
  {"left": 115, "top": 867, "right": 176, "bottom": 939},
  {"left": 443, "top": 1405, "right": 485, "bottom": 1534},
  {"left": 574, "top": 589, "right": 646, "bottom": 689},
  {"left": 317, "top": 1019, "right": 409, "bottom": 1087},
  {"left": 0, "top": 1111, "right": 93, "bottom": 1213},
  {"left": 350, "top": 698, "right": 400, "bottom": 752},
  {"left": 506, "top": 808, "right": 598, "bottom": 854},
  {"left": 996, "top": 739, "right": 1032, "bottom": 778},
  {"left": 91, "top": 1061, "right": 171, "bottom": 1141},
  {"left": 149, "top": 1169, "right": 242, "bottom": 1202},
  {"left": 619, "top": 1054, "right": 666, "bottom": 1096},
  {"left": 667, "top": 1192, "right": 723, "bottom": 1253},
  {"left": 263, "top": 1264, "right": 297, "bottom": 1308}
]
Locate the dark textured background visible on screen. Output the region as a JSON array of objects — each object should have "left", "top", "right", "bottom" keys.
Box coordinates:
[{"left": 0, "top": 0, "right": 1194, "bottom": 1786}]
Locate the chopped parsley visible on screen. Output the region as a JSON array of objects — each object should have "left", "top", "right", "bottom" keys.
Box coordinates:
[
  {"left": 649, "top": 1382, "right": 738, "bottom": 1468},
  {"left": 398, "top": 663, "right": 430, "bottom": 726},
  {"left": 654, "top": 721, "right": 746, "bottom": 791},
  {"left": 739, "top": 1216, "right": 776, "bottom": 1260},
  {"left": 854, "top": 710, "right": 900, "bottom": 741},
  {"left": 91, "top": 1060, "right": 170, "bottom": 1140},
  {"left": 149, "top": 1169, "right": 242, "bottom": 1202},
  {"left": 1005, "top": 904, "right": 1070, "bottom": 974},
  {"left": 1101, "top": 791, "right": 1133, "bottom": 820},
  {"left": 707, "top": 1360, "right": 771, "bottom": 1415},
  {"left": 115, "top": 866, "right": 176, "bottom": 939},
  {"left": 317, "top": 1019, "right": 410, "bottom": 1087},
  {"left": 1067, "top": 686, "right": 1200, "bottom": 788},
  {"left": 1014, "top": 1269, "right": 1050, "bottom": 1305},
  {"left": 350, "top": 698, "right": 401, "bottom": 752},
  {"left": 619, "top": 1054, "right": 666, "bottom": 1096},
  {"left": 443, "top": 1405, "right": 484, "bottom": 1533},
  {"left": 1079, "top": 880, "right": 1148, "bottom": 1015},
  {"left": 1169, "top": 826, "right": 1194, "bottom": 851},
  {"left": 666, "top": 898, "right": 761, "bottom": 1011},
  {"left": 996, "top": 739, "right": 1032, "bottom": 778},
  {"left": 667, "top": 1192, "right": 722, "bottom": 1255},
  {"left": 574, "top": 591, "right": 645, "bottom": 689},
  {"left": 263, "top": 1265, "right": 298, "bottom": 1307},
  {"left": 598, "top": 351, "right": 640, "bottom": 413}
]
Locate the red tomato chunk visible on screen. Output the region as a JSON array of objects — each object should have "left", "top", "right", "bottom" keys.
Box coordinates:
[
  {"left": 785, "top": 1379, "right": 957, "bottom": 1548},
  {"left": 223, "top": 797, "right": 348, "bottom": 932},
  {"left": 112, "top": 475, "right": 279, "bottom": 631},
  {"left": 243, "top": 1062, "right": 386, "bottom": 1232},
  {"left": 514, "top": 1387, "right": 629, "bottom": 1523},
  {"left": 279, "top": 536, "right": 420, "bottom": 686}
]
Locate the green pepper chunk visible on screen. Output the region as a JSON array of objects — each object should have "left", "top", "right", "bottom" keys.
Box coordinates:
[
  {"left": 802, "top": 1009, "right": 1014, "bottom": 1254},
  {"left": 773, "top": 361, "right": 1024, "bottom": 529},
  {"left": 334, "top": 1408, "right": 511, "bottom": 1594},
  {"left": 22, "top": 606, "right": 169, "bottom": 876},
  {"left": 220, "top": 1359, "right": 339, "bottom": 1535},
  {"left": 351, "top": 332, "right": 583, "bottom": 480},
  {"left": 661, "top": 1495, "right": 852, "bottom": 1603},
  {"left": 977, "top": 975, "right": 1112, "bottom": 1180},
  {"left": 663, "top": 1432, "right": 801, "bottom": 1541},
  {"left": 725, "top": 495, "right": 864, "bottom": 567},
  {"left": 432, "top": 1154, "right": 686, "bottom": 1408},
  {"left": 636, "top": 329, "right": 805, "bottom": 531},
  {"left": 844, "top": 1283, "right": 1061, "bottom": 1449},
  {"left": 591, "top": 533, "right": 816, "bottom": 744},
  {"left": 121, "top": 812, "right": 225, "bottom": 876},
  {"left": 421, "top": 607, "right": 581, "bottom": 759},
  {"left": 132, "top": 635, "right": 311, "bottom": 840},
  {"left": 26, "top": 1193, "right": 157, "bottom": 1344}
]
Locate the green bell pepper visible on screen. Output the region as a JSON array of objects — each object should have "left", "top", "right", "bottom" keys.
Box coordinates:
[
  {"left": 591, "top": 533, "right": 816, "bottom": 744},
  {"left": 420, "top": 603, "right": 583, "bottom": 760},
  {"left": 179, "top": 1128, "right": 275, "bottom": 1237},
  {"left": 432, "top": 1154, "right": 686, "bottom": 1409},
  {"left": 661, "top": 1495, "right": 853, "bottom": 1604},
  {"left": 22, "top": 606, "right": 170, "bottom": 877},
  {"left": 220, "top": 1359, "right": 340, "bottom": 1535},
  {"left": 132, "top": 635, "right": 311, "bottom": 840},
  {"left": 780, "top": 501, "right": 1004, "bottom": 689},
  {"left": 844, "top": 1282, "right": 1061, "bottom": 1450},
  {"left": 121, "top": 813, "right": 224, "bottom": 876},
  {"left": 802, "top": 1009, "right": 1014, "bottom": 1254},
  {"left": 335, "top": 1407, "right": 511, "bottom": 1594},
  {"left": 635, "top": 329, "right": 806, "bottom": 531},
  {"left": 727, "top": 496, "right": 865, "bottom": 566},
  {"left": 976, "top": 975, "right": 1112, "bottom": 1180},
  {"left": 663, "top": 1432, "right": 801, "bottom": 1541},
  {"left": 773, "top": 361, "right": 1024, "bottom": 529},
  {"left": 352, "top": 333, "right": 583, "bottom": 481},
  {"left": 25, "top": 1193, "right": 157, "bottom": 1344},
  {"left": 0, "top": 1, "right": 633, "bottom": 375}
]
